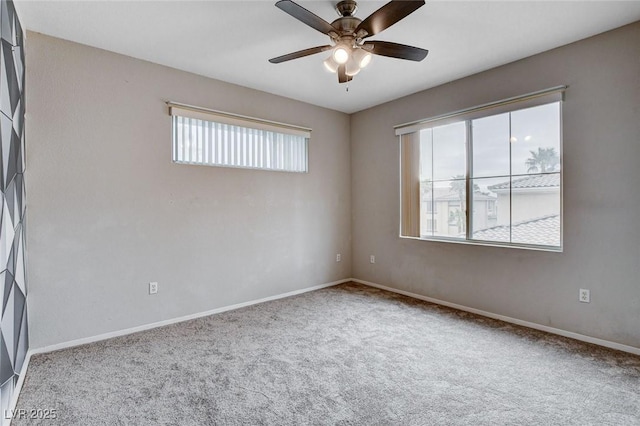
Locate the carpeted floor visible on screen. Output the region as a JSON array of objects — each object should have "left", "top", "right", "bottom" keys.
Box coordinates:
[{"left": 13, "top": 283, "right": 640, "bottom": 425}]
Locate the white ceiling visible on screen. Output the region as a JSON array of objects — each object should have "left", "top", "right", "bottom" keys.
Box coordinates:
[{"left": 14, "top": 1, "right": 640, "bottom": 113}]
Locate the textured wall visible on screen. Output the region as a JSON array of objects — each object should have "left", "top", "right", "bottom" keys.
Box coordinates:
[
  {"left": 351, "top": 22, "right": 640, "bottom": 349},
  {"left": 25, "top": 32, "right": 351, "bottom": 349},
  {"left": 0, "top": 0, "right": 27, "bottom": 418}
]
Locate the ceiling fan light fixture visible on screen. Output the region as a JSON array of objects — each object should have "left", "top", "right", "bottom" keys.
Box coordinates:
[
  {"left": 332, "top": 45, "right": 350, "bottom": 64},
  {"left": 345, "top": 57, "right": 361, "bottom": 76},
  {"left": 353, "top": 48, "right": 372, "bottom": 68},
  {"left": 323, "top": 56, "right": 339, "bottom": 73}
]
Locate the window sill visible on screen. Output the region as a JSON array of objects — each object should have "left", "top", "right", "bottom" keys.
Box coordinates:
[{"left": 402, "top": 234, "right": 563, "bottom": 253}]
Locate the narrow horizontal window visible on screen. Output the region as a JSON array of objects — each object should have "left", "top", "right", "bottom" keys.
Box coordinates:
[
  {"left": 399, "top": 87, "right": 565, "bottom": 251},
  {"left": 168, "top": 102, "right": 310, "bottom": 173}
]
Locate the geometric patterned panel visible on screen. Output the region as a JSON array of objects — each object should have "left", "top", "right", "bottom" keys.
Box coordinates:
[{"left": 0, "top": 0, "right": 26, "bottom": 419}]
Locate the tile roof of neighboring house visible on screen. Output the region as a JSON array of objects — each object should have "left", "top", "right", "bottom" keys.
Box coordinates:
[
  {"left": 424, "top": 185, "right": 496, "bottom": 202},
  {"left": 421, "top": 187, "right": 453, "bottom": 199},
  {"left": 472, "top": 214, "right": 560, "bottom": 247},
  {"left": 436, "top": 191, "right": 496, "bottom": 201},
  {"left": 489, "top": 173, "right": 560, "bottom": 191}
]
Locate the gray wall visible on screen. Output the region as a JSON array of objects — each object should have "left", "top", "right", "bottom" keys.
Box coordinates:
[
  {"left": 351, "top": 22, "right": 640, "bottom": 348},
  {"left": 26, "top": 22, "right": 640, "bottom": 351},
  {"left": 26, "top": 32, "right": 351, "bottom": 349}
]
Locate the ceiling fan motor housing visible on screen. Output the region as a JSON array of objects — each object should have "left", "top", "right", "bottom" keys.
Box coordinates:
[
  {"left": 336, "top": 0, "right": 358, "bottom": 17},
  {"left": 332, "top": 16, "right": 361, "bottom": 37}
]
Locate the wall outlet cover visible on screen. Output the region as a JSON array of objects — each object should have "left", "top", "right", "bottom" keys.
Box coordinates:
[{"left": 579, "top": 288, "right": 590, "bottom": 303}]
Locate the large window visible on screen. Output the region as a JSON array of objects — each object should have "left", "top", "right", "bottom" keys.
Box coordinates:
[
  {"left": 169, "top": 103, "right": 310, "bottom": 173},
  {"left": 398, "top": 87, "right": 564, "bottom": 250}
]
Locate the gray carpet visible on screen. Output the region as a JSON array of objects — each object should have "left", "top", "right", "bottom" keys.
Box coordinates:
[{"left": 13, "top": 283, "right": 640, "bottom": 425}]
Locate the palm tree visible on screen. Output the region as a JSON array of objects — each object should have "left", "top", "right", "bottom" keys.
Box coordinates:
[{"left": 526, "top": 147, "right": 559, "bottom": 173}]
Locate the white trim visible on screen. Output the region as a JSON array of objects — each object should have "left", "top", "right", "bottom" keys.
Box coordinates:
[
  {"left": 31, "top": 279, "right": 349, "bottom": 355},
  {"left": 399, "top": 234, "right": 562, "bottom": 253},
  {"left": 4, "top": 350, "right": 33, "bottom": 426},
  {"left": 352, "top": 278, "right": 640, "bottom": 356},
  {"left": 11, "top": 275, "right": 638, "bottom": 423},
  {"left": 26, "top": 277, "right": 640, "bottom": 356}
]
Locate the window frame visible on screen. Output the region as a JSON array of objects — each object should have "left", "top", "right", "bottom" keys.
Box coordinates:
[{"left": 396, "top": 87, "right": 566, "bottom": 252}]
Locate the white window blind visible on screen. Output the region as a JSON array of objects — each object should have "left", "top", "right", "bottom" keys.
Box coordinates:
[{"left": 168, "top": 102, "right": 311, "bottom": 173}]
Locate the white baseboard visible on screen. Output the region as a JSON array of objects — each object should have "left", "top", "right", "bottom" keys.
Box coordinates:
[
  {"left": 32, "top": 278, "right": 350, "bottom": 355},
  {"left": 352, "top": 278, "right": 640, "bottom": 356},
  {"left": 10, "top": 275, "right": 638, "bottom": 425}
]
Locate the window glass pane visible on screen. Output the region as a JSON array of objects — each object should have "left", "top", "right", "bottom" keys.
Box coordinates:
[
  {"left": 432, "top": 179, "right": 466, "bottom": 239},
  {"left": 510, "top": 173, "right": 561, "bottom": 247},
  {"left": 472, "top": 113, "right": 510, "bottom": 178},
  {"left": 432, "top": 121, "right": 466, "bottom": 181},
  {"left": 471, "top": 177, "right": 510, "bottom": 243},
  {"left": 511, "top": 102, "right": 561, "bottom": 176},
  {"left": 420, "top": 179, "right": 434, "bottom": 237}
]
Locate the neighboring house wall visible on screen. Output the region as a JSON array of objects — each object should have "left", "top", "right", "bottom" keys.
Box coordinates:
[
  {"left": 0, "top": 0, "right": 28, "bottom": 417},
  {"left": 351, "top": 22, "right": 640, "bottom": 348},
  {"left": 471, "top": 199, "right": 496, "bottom": 231},
  {"left": 25, "top": 33, "right": 351, "bottom": 348},
  {"left": 420, "top": 194, "right": 496, "bottom": 237},
  {"left": 495, "top": 189, "right": 560, "bottom": 225}
]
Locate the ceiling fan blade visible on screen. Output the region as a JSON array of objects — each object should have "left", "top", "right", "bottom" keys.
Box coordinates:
[
  {"left": 269, "top": 45, "right": 332, "bottom": 64},
  {"left": 338, "top": 65, "right": 353, "bottom": 84},
  {"left": 276, "top": 0, "right": 337, "bottom": 36},
  {"left": 356, "top": 0, "right": 425, "bottom": 38},
  {"left": 363, "top": 41, "right": 428, "bottom": 61}
]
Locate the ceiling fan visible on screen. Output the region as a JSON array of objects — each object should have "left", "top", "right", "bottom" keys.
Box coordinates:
[{"left": 269, "top": 0, "right": 429, "bottom": 83}]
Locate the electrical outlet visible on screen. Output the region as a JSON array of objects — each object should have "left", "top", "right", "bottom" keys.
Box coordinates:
[
  {"left": 579, "top": 288, "right": 590, "bottom": 303},
  {"left": 149, "top": 282, "right": 158, "bottom": 295},
  {"left": 336, "top": 254, "right": 341, "bottom": 262},
  {"left": 370, "top": 255, "right": 375, "bottom": 264}
]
